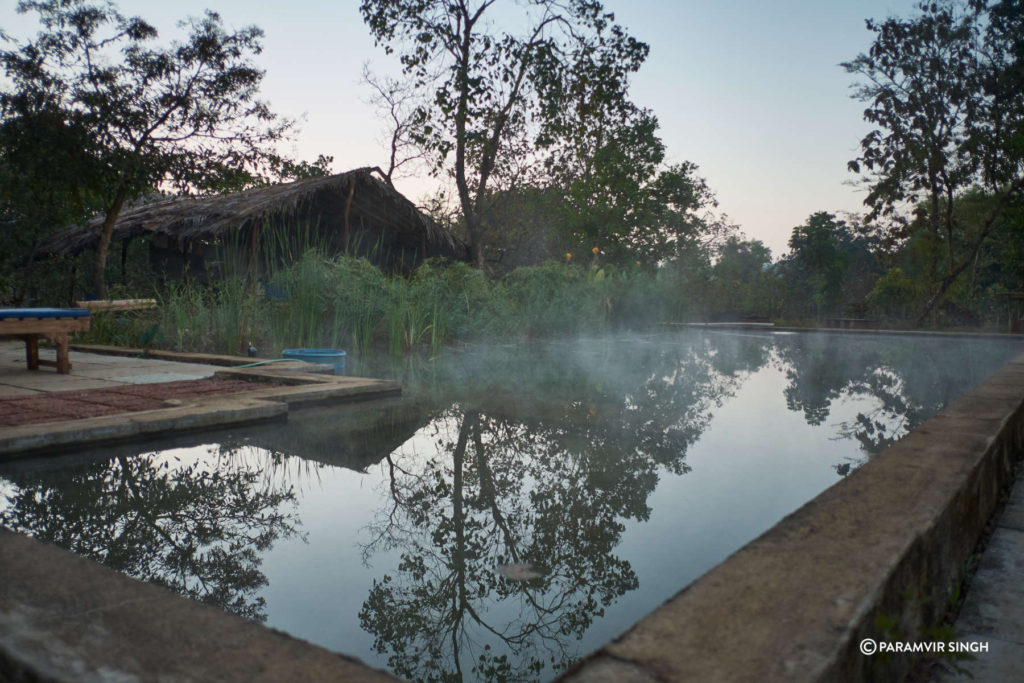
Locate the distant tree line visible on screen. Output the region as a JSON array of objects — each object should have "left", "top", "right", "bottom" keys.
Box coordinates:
[{"left": 359, "top": 0, "right": 1023, "bottom": 328}]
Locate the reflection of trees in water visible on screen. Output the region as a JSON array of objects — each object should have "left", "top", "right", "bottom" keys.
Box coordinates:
[
  {"left": 0, "top": 447, "right": 304, "bottom": 622},
  {"left": 359, "top": 336, "right": 768, "bottom": 681},
  {"left": 774, "top": 335, "right": 1018, "bottom": 471},
  {"left": 216, "top": 443, "right": 327, "bottom": 492}
]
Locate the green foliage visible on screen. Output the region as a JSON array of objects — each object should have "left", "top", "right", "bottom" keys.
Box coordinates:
[
  {"left": 776, "top": 212, "right": 882, "bottom": 320},
  {"left": 707, "top": 236, "right": 774, "bottom": 316},
  {"left": 159, "top": 281, "right": 209, "bottom": 352},
  {"left": 504, "top": 263, "right": 613, "bottom": 336},
  {"left": 866, "top": 268, "right": 920, "bottom": 321},
  {"left": 1, "top": 0, "right": 293, "bottom": 298},
  {"left": 558, "top": 155, "right": 733, "bottom": 266},
  {"left": 78, "top": 310, "right": 162, "bottom": 350},
  {"left": 146, "top": 251, "right": 697, "bottom": 357},
  {"left": 150, "top": 278, "right": 258, "bottom": 355},
  {"left": 405, "top": 260, "right": 509, "bottom": 343},
  {"left": 277, "top": 154, "right": 334, "bottom": 181},
  {"left": 0, "top": 97, "right": 101, "bottom": 303},
  {"left": 360, "top": 0, "right": 650, "bottom": 268},
  {"left": 844, "top": 0, "right": 1024, "bottom": 323}
]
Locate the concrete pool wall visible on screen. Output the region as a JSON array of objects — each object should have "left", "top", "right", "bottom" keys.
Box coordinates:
[{"left": 2, "top": 351, "right": 1023, "bottom": 681}]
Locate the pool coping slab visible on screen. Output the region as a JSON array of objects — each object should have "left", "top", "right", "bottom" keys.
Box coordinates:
[
  {"left": 671, "top": 322, "right": 1024, "bottom": 341},
  {"left": 0, "top": 526, "right": 399, "bottom": 682},
  {"left": 0, "top": 395, "right": 288, "bottom": 457},
  {"left": 68, "top": 343, "right": 291, "bottom": 367}
]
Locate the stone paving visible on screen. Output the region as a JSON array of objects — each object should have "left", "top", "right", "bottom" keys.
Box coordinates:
[
  {"left": 939, "top": 471, "right": 1024, "bottom": 681},
  {"left": 0, "top": 340, "right": 217, "bottom": 398},
  {"left": 0, "top": 340, "right": 400, "bottom": 459}
]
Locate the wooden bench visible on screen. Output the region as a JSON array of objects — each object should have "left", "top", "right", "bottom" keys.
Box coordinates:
[
  {"left": 76, "top": 298, "right": 157, "bottom": 313},
  {"left": 0, "top": 308, "right": 91, "bottom": 374}
]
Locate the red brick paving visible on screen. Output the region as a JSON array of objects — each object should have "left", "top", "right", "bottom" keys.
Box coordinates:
[{"left": 0, "top": 378, "right": 259, "bottom": 427}]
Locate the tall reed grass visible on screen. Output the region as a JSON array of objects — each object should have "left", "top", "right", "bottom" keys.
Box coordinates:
[{"left": 135, "top": 245, "right": 682, "bottom": 358}]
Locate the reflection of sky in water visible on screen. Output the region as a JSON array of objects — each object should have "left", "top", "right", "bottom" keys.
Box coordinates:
[{"left": 1, "top": 331, "right": 1021, "bottom": 681}]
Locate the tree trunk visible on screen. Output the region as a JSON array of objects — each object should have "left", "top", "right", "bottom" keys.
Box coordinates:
[
  {"left": 453, "top": 8, "right": 486, "bottom": 271},
  {"left": 120, "top": 238, "right": 129, "bottom": 285},
  {"left": 914, "top": 229, "right": 993, "bottom": 326},
  {"left": 93, "top": 189, "right": 128, "bottom": 300},
  {"left": 464, "top": 210, "right": 485, "bottom": 270},
  {"left": 451, "top": 410, "right": 474, "bottom": 621},
  {"left": 918, "top": 174, "right": 1024, "bottom": 326}
]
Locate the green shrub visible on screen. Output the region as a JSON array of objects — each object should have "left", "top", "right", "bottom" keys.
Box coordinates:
[
  {"left": 866, "top": 268, "right": 919, "bottom": 320},
  {"left": 504, "top": 263, "right": 612, "bottom": 336}
]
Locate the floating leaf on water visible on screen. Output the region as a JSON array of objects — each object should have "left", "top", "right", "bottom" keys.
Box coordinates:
[{"left": 497, "top": 563, "right": 542, "bottom": 581}]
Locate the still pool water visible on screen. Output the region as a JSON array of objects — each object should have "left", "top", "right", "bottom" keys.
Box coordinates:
[{"left": 1, "top": 330, "right": 1021, "bottom": 681}]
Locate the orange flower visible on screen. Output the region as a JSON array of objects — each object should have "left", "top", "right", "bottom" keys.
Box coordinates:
[
  {"left": 592, "top": 246, "right": 599, "bottom": 254},
  {"left": 565, "top": 252, "right": 572, "bottom": 261},
  {"left": 636, "top": 260, "right": 642, "bottom": 266}
]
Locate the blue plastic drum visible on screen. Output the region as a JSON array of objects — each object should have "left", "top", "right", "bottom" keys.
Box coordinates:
[{"left": 281, "top": 348, "right": 346, "bottom": 374}]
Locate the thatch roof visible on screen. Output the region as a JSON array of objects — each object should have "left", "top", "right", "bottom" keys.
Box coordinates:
[{"left": 36, "top": 167, "right": 466, "bottom": 261}]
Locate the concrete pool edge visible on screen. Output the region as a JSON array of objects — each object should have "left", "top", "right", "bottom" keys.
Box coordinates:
[
  {"left": 669, "top": 322, "right": 1024, "bottom": 340},
  {"left": 563, "top": 353, "right": 1024, "bottom": 682},
  {"left": 0, "top": 527, "right": 400, "bottom": 682},
  {"left": 68, "top": 342, "right": 291, "bottom": 367}
]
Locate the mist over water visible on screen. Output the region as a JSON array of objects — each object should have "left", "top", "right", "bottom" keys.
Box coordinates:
[{"left": 1, "top": 330, "right": 1020, "bottom": 681}]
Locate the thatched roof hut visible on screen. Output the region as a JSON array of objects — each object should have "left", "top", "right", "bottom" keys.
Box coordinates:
[{"left": 36, "top": 167, "right": 468, "bottom": 277}]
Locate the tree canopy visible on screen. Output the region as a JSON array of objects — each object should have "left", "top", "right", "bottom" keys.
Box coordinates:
[
  {"left": 359, "top": 0, "right": 650, "bottom": 270},
  {"left": 843, "top": 0, "right": 1024, "bottom": 323},
  {"left": 0, "top": 0, "right": 293, "bottom": 298}
]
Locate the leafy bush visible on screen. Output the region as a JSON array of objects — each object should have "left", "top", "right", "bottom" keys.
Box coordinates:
[{"left": 866, "top": 268, "right": 919, "bottom": 321}]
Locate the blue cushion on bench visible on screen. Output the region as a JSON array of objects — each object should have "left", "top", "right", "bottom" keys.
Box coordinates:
[{"left": 0, "top": 308, "right": 90, "bottom": 319}]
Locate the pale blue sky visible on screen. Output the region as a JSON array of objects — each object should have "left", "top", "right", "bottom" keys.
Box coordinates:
[{"left": 2, "top": 0, "right": 917, "bottom": 255}]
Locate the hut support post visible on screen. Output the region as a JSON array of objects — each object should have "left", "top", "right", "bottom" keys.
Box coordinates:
[
  {"left": 235, "top": 224, "right": 260, "bottom": 355},
  {"left": 120, "top": 239, "right": 129, "bottom": 286},
  {"left": 67, "top": 262, "right": 77, "bottom": 307},
  {"left": 248, "top": 223, "right": 260, "bottom": 289},
  {"left": 343, "top": 183, "right": 355, "bottom": 255}
]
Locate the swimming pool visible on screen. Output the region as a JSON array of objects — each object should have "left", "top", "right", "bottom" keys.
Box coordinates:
[{"left": 1, "top": 330, "right": 1020, "bottom": 681}]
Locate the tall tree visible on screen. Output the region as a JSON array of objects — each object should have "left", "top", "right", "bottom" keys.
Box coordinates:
[
  {"left": 360, "top": 0, "right": 649, "bottom": 269},
  {"left": 784, "top": 212, "right": 855, "bottom": 318},
  {"left": 1, "top": 0, "right": 292, "bottom": 298},
  {"left": 843, "top": 0, "right": 1024, "bottom": 324},
  {"left": 556, "top": 116, "right": 730, "bottom": 265},
  {"left": 361, "top": 64, "right": 428, "bottom": 187},
  {"left": 0, "top": 96, "right": 99, "bottom": 302}
]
